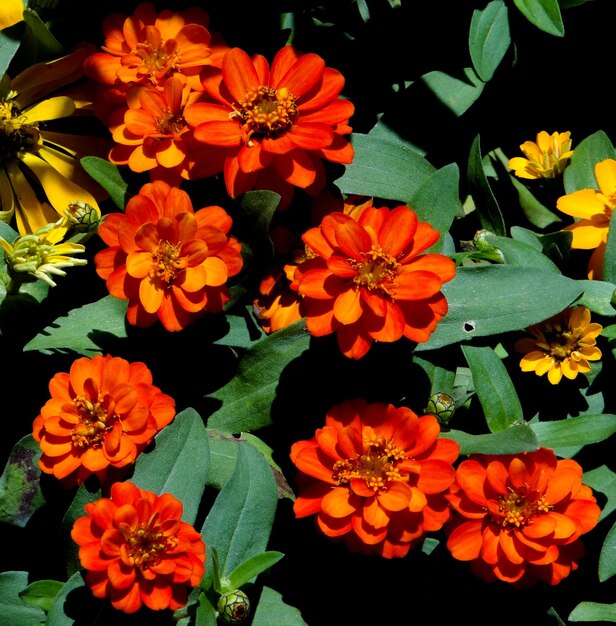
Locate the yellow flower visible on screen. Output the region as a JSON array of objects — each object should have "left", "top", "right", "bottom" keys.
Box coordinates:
[
  {"left": 0, "top": 0, "right": 24, "bottom": 30},
  {"left": 508, "top": 131, "right": 573, "bottom": 179},
  {"left": 556, "top": 158, "right": 616, "bottom": 279},
  {"left": 515, "top": 306, "right": 602, "bottom": 385},
  {"left": 0, "top": 46, "right": 107, "bottom": 235},
  {"left": 0, "top": 218, "right": 87, "bottom": 289}
]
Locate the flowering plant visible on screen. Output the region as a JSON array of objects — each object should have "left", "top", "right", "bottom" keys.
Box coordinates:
[{"left": 2, "top": 2, "right": 616, "bottom": 626}]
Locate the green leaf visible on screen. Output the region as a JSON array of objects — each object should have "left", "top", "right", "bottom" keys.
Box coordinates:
[
  {"left": 225, "top": 551, "right": 284, "bottom": 592},
  {"left": 484, "top": 233, "right": 560, "bottom": 272},
  {"left": 45, "top": 572, "right": 92, "bottom": 626},
  {"left": 207, "top": 321, "right": 310, "bottom": 433},
  {"left": 131, "top": 407, "right": 210, "bottom": 526},
  {"left": 0, "top": 435, "right": 44, "bottom": 527},
  {"left": 0, "top": 571, "right": 45, "bottom": 626},
  {"left": 469, "top": 0, "right": 511, "bottom": 82},
  {"left": 531, "top": 414, "right": 616, "bottom": 451},
  {"left": 445, "top": 423, "right": 539, "bottom": 455},
  {"left": 18, "top": 580, "right": 63, "bottom": 612},
  {"left": 80, "top": 157, "right": 129, "bottom": 209},
  {"left": 214, "top": 309, "right": 265, "bottom": 348},
  {"left": 416, "top": 266, "right": 583, "bottom": 351},
  {"left": 513, "top": 0, "right": 565, "bottom": 36},
  {"left": 602, "top": 209, "right": 616, "bottom": 284},
  {"left": 23, "top": 295, "right": 128, "bottom": 355},
  {"left": 461, "top": 345, "right": 523, "bottom": 432},
  {"left": 599, "top": 519, "right": 616, "bottom": 582},
  {"left": 574, "top": 280, "right": 616, "bottom": 316},
  {"left": 0, "top": 25, "right": 22, "bottom": 79},
  {"left": 569, "top": 602, "right": 616, "bottom": 622},
  {"left": 22, "top": 8, "right": 63, "bottom": 58},
  {"left": 201, "top": 444, "right": 278, "bottom": 587},
  {"left": 195, "top": 591, "right": 218, "bottom": 626},
  {"left": 335, "top": 132, "right": 435, "bottom": 203},
  {"left": 421, "top": 67, "right": 485, "bottom": 117},
  {"left": 234, "top": 190, "right": 280, "bottom": 267},
  {"left": 564, "top": 131, "right": 615, "bottom": 194},
  {"left": 468, "top": 135, "right": 506, "bottom": 236},
  {"left": 251, "top": 586, "right": 308, "bottom": 626},
  {"left": 508, "top": 174, "right": 563, "bottom": 228},
  {"left": 410, "top": 162, "right": 463, "bottom": 253},
  {"left": 584, "top": 465, "right": 616, "bottom": 521}
]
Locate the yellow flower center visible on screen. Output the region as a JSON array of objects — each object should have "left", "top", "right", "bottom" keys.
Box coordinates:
[
  {"left": 332, "top": 434, "right": 407, "bottom": 492},
  {"left": 496, "top": 486, "right": 552, "bottom": 529},
  {"left": 230, "top": 86, "right": 298, "bottom": 145},
  {"left": 121, "top": 516, "right": 178, "bottom": 569},
  {"left": 350, "top": 246, "right": 400, "bottom": 297},
  {"left": 134, "top": 34, "right": 180, "bottom": 81},
  {"left": 0, "top": 98, "right": 38, "bottom": 161},
  {"left": 540, "top": 322, "right": 584, "bottom": 361},
  {"left": 151, "top": 240, "right": 188, "bottom": 285},
  {"left": 71, "top": 392, "right": 118, "bottom": 449},
  {"left": 154, "top": 109, "right": 185, "bottom": 136}
]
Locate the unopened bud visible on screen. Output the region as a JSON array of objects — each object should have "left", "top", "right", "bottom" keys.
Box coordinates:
[
  {"left": 218, "top": 590, "right": 251, "bottom": 624},
  {"left": 425, "top": 392, "right": 455, "bottom": 425}
]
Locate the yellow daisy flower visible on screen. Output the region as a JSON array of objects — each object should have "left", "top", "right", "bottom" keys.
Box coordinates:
[
  {"left": 0, "top": 46, "right": 107, "bottom": 235},
  {"left": 508, "top": 130, "right": 573, "bottom": 179},
  {"left": 0, "top": 0, "right": 24, "bottom": 31},
  {"left": 556, "top": 158, "right": 616, "bottom": 279},
  {"left": 515, "top": 306, "right": 602, "bottom": 385}
]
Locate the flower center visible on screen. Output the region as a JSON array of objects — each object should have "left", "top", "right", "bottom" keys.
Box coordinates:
[
  {"left": 350, "top": 246, "right": 400, "bottom": 296},
  {"left": 134, "top": 32, "right": 180, "bottom": 81},
  {"left": 71, "top": 392, "right": 118, "bottom": 449},
  {"left": 154, "top": 109, "right": 185, "bottom": 136},
  {"left": 151, "top": 240, "right": 188, "bottom": 285},
  {"left": 332, "top": 434, "right": 407, "bottom": 492},
  {"left": 540, "top": 322, "right": 582, "bottom": 360},
  {"left": 122, "top": 517, "right": 178, "bottom": 569},
  {"left": 0, "top": 98, "right": 38, "bottom": 161},
  {"left": 495, "top": 486, "right": 552, "bottom": 529},
  {"left": 230, "top": 86, "right": 298, "bottom": 145}
]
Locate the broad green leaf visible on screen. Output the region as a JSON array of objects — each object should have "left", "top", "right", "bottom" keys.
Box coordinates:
[
  {"left": 468, "top": 135, "right": 506, "bottom": 236},
  {"left": 195, "top": 591, "right": 218, "bottom": 626},
  {"left": 531, "top": 414, "right": 616, "bottom": 451},
  {"left": 201, "top": 444, "right": 278, "bottom": 587},
  {"left": 131, "top": 407, "right": 209, "bottom": 526},
  {"left": 23, "top": 295, "right": 128, "bottom": 355},
  {"left": 563, "top": 131, "right": 615, "bottom": 194},
  {"left": 367, "top": 120, "right": 426, "bottom": 156},
  {"left": 416, "top": 266, "right": 583, "bottom": 351},
  {"left": 602, "top": 210, "right": 616, "bottom": 284},
  {"left": 599, "top": 519, "right": 616, "bottom": 582},
  {"left": 22, "top": 8, "right": 63, "bottom": 58},
  {"left": 443, "top": 423, "right": 539, "bottom": 455},
  {"left": 584, "top": 465, "right": 616, "bottom": 521},
  {"left": 214, "top": 308, "right": 265, "bottom": 348},
  {"left": 207, "top": 321, "right": 310, "bottom": 433},
  {"left": 0, "top": 571, "right": 45, "bottom": 626},
  {"left": 574, "top": 280, "right": 616, "bottom": 316},
  {"left": 19, "top": 580, "right": 63, "bottom": 612},
  {"left": 569, "top": 602, "right": 616, "bottom": 622},
  {"left": 484, "top": 233, "right": 560, "bottom": 272},
  {"left": 410, "top": 162, "right": 463, "bottom": 253},
  {"left": 0, "top": 435, "right": 44, "bottom": 527},
  {"left": 225, "top": 551, "right": 284, "bottom": 592},
  {"left": 469, "top": 0, "right": 510, "bottom": 82},
  {"left": 206, "top": 429, "right": 242, "bottom": 490},
  {"left": 80, "top": 157, "right": 129, "bottom": 209},
  {"left": 513, "top": 0, "right": 564, "bottom": 36},
  {"left": 235, "top": 190, "right": 280, "bottom": 264},
  {"left": 251, "top": 586, "right": 308, "bottom": 626},
  {"left": 335, "top": 132, "right": 435, "bottom": 203},
  {"left": 0, "top": 26, "right": 22, "bottom": 79},
  {"left": 509, "top": 174, "right": 563, "bottom": 228},
  {"left": 45, "top": 572, "right": 89, "bottom": 626},
  {"left": 421, "top": 67, "right": 485, "bottom": 117},
  {"left": 461, "top": 345, "right": 523, "bottom": 432}
]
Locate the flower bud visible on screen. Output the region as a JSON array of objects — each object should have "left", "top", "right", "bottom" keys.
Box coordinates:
[
  {"left": 64, "top": 200, "right": 100, "bottom": 233},
  {"left": 217, "top": 590, "right": 251, "bottom": 624},
  {"left": 425, "top": 392, "right": 455, "bottom": 425}
]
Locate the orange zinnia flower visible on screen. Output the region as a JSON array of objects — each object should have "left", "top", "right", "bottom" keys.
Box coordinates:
[
  {"left": 185, "top": 45, "right": 354, "bottom": 204},
  {"left": 33, "top": 355, "right": 176, "bottom": 487},
  {"left": 445, "top": 448, "right": 601, "bottom": 586},
  {"left": 94, "top": 180, "right": 243, "bottom": 331},
  {"left": 290, "top": 399, "right": 460, "bottom": 558},
  {"left": 292, "top": 205, "right": 456, "bottom": 359},
  {"left": 71, "top": 481, "right": 206, "bottom": 614}
]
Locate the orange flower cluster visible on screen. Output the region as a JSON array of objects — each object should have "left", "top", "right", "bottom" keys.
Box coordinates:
[
  {"left": 290, "top": 399, "right": 460, "bottom": 558},
  {"left": 33, "top": 354, "right": 175, "bottom": 487},
  {"left": 71, "top": 481, "right": 206, "bottom": 613},
  {"left": 445, "top": 448, "right": 600, "bottom": 585},
  {"left": 84, "top": 3, "right": 354, "bottom": 199},
  {"left": 292, "top": 204, "right": 456, "bottom": 358},
  {"left": 94, "top": 180, "right": 243, "bottom": 331}
]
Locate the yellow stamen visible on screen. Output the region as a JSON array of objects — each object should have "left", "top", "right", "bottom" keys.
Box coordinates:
[{"left": 350, "top": 246, "right": 400, "bottom": 297}]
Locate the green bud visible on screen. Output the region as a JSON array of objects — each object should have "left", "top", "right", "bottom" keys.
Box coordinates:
[
  {"left": 217, "top": 590, "right": 251, "bottom": 624},
  {"left": 425, "top": 392, "right": 455, "bottom": 425},
  {"left": 64, "top": 201, "right": 100, "bottom": 233}
]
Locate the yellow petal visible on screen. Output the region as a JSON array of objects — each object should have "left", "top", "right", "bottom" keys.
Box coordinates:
[
  {"left": 547, "top": 363, "right": 563, "bottom": 384},
  {"left": 595, "top": 159, "right": 616, "bottom": 197},
  {"left": 557, "top": 189, "right": 607, "bottom": 220},
  {"left": 24, "top": 96, "right": 76, "bottom": 123},
  {"left": 0, "top": 0, "right": 23, "bottom": 30},
  {"left": 564, "top": 221, "right": 608, "bottom": 250},
  {"left": 0, "top": 167, "right": 15, "bottom": 224}
]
